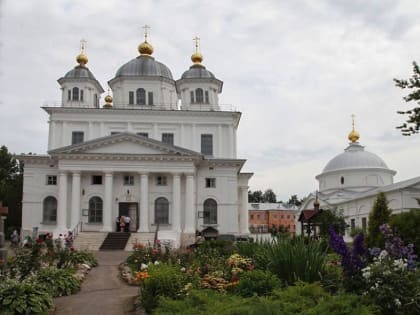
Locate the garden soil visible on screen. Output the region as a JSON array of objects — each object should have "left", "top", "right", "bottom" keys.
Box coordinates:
[{"left": 53, "top": 251, "right": 145, "bottom": 315}]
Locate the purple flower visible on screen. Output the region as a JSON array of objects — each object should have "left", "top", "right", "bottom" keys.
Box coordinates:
[
  {"left": 352, "top": 233, "right": 366, "bottom": 269},
  {"left": 368, "top": 247, "right": 381, "bottom": 257}
]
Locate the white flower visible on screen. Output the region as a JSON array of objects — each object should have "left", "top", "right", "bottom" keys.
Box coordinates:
[
  {"left": 394, "top": 298, "right": 402, "bottom": 307},
  {"left": 154, "top": 261, "right": 160, "bottom": 265},
  {"left": 141, "top": 263, "right": 148, "bottom": 270},
  {"left": 393, "top": 259, "right": 407, "bottom": 271},
  {"left": 180, "top": 267, "right": 186, "bottom": 272},
  {"left": 378, "top": 250, "right": 388, "bottom": 262},
  {"left": 361, "top": 266, "right": 371, "bottom": 279}
]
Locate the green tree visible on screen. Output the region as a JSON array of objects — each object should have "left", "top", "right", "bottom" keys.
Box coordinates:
[
  {"left": 0, "top": 145, "right": 23, "bottom": 233},
  {"left": 389, "top": 209, "right": 420, "bottom": 253},
  {"left": 394, "top": 61, "right": 420, "bottom": 136},
  {"left": 262, "top": 189, "right": 277, "bottom": 203},
  {"left": 248, "top": 190, "right": 263, "bottom": 203},
  {"left": 288, "top": 194, "right": 303, "bottom": 207},
  {"left": 366, "top": 192, "right": 392, "bottom": 248},
  {"left": 316, "top": 209, "right": 346, "bottom": 238}
]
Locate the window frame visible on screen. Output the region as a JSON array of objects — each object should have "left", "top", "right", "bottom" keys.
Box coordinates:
[
  {"left": 129, "top": 91, "right": 134, "bottom": 105},
  {"left": 162, "top": 133, "right": 174, "bottom": 145},
  {"left": 154, "top": 197, "right": 169, "bottom": 224},
  {"left": 148, "top": 91, "right": 154, "bottom": 105},
  {"left": 203, "top": 198, "right": 217, "bottom": 225},
  {"left": 46, "top": 175, "right": 57, "bottom": 185},
  {"left": 123, "top": 175, "right": 134, "bottom": 186},
  {"left": 201, "top": 134, "right": 213, "bottom": 156},
  {"left": 43, "top": 196, "right": 57, "bottom": 224},
  {"left": 156, "top": 175, "right": 167, "bottom": 186},
  {"left": 72, "top": 87, "right": 79, "bottom": 101},
  {"left": 195, "top": 88, "right": 204, "bottom": 103},
  {"left": 205, "top": 178, "right": 216, "bottom": 188},
  {"left": 91, "top": 175, "right": 103, "bottom": 185},
  {"left": 136, "top": 88, "right": 146, "bottom": 105},
  {"left": 88, "top": 196, "right": 103, "bottom": 223},
  {"left": 136, "top": 132, "right": 148, "bottom": 137},
  {"left": 71, "top": 131, "right": 84, "bottom": 145}
]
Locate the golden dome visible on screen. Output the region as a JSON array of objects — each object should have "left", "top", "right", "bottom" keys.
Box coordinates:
[
  {"left": 76, "top": 53, "right": 88, "bottom": 66},
  {"left": 104, "top": 94, "right": 113, "bottom": 103},
  {"left": 348, "top": 129, "right": 360, "bottom": 143},
  {"left": 138, "top": 41, "right": 154, "bottom": 56},
  {"left": 191, "top": 52, "right": 203, "bottom": 64}
]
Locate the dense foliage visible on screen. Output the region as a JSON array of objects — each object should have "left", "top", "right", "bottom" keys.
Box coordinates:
[
  {"left": 389, "top": 209, "right": 420, "bottom": 253},
  {"left": 394, "top": 61, "right": 420, "bottom": 136},
  {"left": 366, "top": 192, "right": 392, "bottom": 248}
]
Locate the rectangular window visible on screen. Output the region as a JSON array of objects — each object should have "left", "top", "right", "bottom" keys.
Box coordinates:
[
  {"left": 362, "top": 217, "right": 367, "bottom": 232},
  {"left": 94, "top": 94, "right": 99, "bottom": 108},
  {"left": 201, "top": 134, "right": 213, "bottom": 155},
  {"left": 250, "top": 214, "right": 254, "bottom": 220},
  {"left": 72, "top": 131, "right": 84, "bottom": 145},
  {"left": 136, "top": 132, "right": 148, "bottom": 137},
  {"left": 68, "top": 90, "right": 71, "bottom": 101},
  {"left": 156, "top": 175, "right": 167, "bottom": 186},
  {"left": 91, "top": 175, "right": 103, "bottom": 185},
  {"left": 190, "top": 91, "right": 194, "bottom": 103},
  {"left": 273, "top": 215, "right": 277, "bottom": 219},
  {"left": 111, "top": 132, "right": 121, "bottom": 135},
  {"left": 162, "top": 133, "right": 174, "bottom": 145},
  {"left": 257, "top": 214, "right": 260, "bottom": 219},
  {"left": 46, "top": 175, "right": 57, "bottom": 185},
  {"left": 205, "top": 91, "right": 209, "bottom": 103},
  {"left": 123, "top": 175, "right": 134, "bottom": 186},
  {"left": 80, "top": 89, "right": 84, "bottom": 101},
  {"left": 129, "top": 91, "right": 134, "bottom": 105},
  {"left": 350, "top": 218, "right": 356, "bottom": 233},
  {"left": 148, "top": 92, "right": 154, "bottom": 105},
  {"left": 205, "top": 178, "right": 216, "bottom": 188}
]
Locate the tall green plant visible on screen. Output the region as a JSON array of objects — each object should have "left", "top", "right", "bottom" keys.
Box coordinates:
[
  {"left": 366, "top": 192, "right": 392, "bottom": 248},
  {"left": 265, "top": 237, "right": 327, "bottom": 285}
]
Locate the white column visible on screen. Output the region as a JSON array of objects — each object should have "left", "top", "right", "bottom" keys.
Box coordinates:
[
  {"left": 240, "top": 186, "right": 249, "bottom": 234},
  {"left": 153, "top": 123, "right": 158, "bottom": 140},
  {"left": 184, "top": 174, "right": 195, "bottom": 233},
  {"left": 57, "top": 172, "right": 68, "bottom": 232},
  {"left": 172, "top": 174, "right": 181, "bottom": 232},
  {"left": 70, "top": 172, "right": 81, "bottom": 228},
  {"left": 139, "top": 173, "right": 149, "bottom": 232},
  {"left": 217, "top": 125, "right": 223, "bottom": 158},
  {"left": 61, "top": 121, "right": 67, "bottom": 146},
  {"left": 102, "top": 172, "right": 113, "bottom": 231}
]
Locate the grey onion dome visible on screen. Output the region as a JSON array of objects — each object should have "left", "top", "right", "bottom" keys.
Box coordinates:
[
  {"left": 322, "top": 142, "right": 390, "bottom": 173},
  {"left": 115, "top": 55, "right": 173, "bottom": 80},
  {"left": 64, "top": 65, "right": 98, "bottom": 80},
  {"left": 181, "top": 64, "right": 215, "bottom": 79}
]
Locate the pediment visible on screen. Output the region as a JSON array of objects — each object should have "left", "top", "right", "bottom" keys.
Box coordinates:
[{"left": 49, "top": 133, "right": 202, "bottom": 157}]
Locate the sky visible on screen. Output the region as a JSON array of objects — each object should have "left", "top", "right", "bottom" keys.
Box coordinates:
[{"left": 1, "top": 0, "right": 420, "bottom": 202}]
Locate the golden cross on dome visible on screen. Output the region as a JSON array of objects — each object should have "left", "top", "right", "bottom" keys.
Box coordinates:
[
  {"left": 193, "top": 36, "right": 200, "bottom": 53},
  {"left": 351, "top": 114, "right": 356, "bottom": 130},
  {"left": 80, "top": 39, "right": 87, "bottom": 53},
  {"left": 143, "top": 24, "right": 151, "bottom": 41}
]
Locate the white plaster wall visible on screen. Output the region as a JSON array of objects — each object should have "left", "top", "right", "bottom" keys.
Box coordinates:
[{"left": 60, "top": 81, "right": 102, "bottom": 108}]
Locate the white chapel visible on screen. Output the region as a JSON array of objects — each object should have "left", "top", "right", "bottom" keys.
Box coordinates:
[
  {"left": 19, "top": 31, "right": 252, "bottom": 247},
  {"left": 299, "top": 120, "right": 420, "bottom": 240}
]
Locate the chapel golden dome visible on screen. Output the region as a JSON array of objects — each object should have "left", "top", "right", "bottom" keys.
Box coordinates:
[
  {"left": 138, "top": 41, "right": 154, "bottom": 56},
  {"left": 348, "top": 114, "right": 360, "bottom": 143},
  {"left": 103, "top": 90, "right": 113, "bottom": 109},
  {"left": 76, "top": 39, "right": 88, "bottom": 66},
  {"left": 191, "top": 36, "right": 203, "bottom": 65}
]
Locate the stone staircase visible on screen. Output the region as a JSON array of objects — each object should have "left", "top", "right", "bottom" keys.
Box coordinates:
[
  {"left": 72, "top": 232, "right": 107, "bottom": 251},
  {"left": 100, "top": 233, "right": 131, "bottom": 250},
  {"left": 124, "top": 232, "right": 156, "bottom": 251},
  {"left": 72, "top": 232, "right": 156, "bottom": 251}
]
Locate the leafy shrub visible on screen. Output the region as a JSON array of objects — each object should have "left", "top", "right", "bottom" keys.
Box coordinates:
[
  {"left": 34, "top": 267, "right": 81, "bottom": 297},
  {"left": 139, "top": 263, "right": 189, "bottom": 313},
  {"left": 236, "top": 269, "right": 281, "bottom": 297},
  {"left": 154, "top": 282, "right": 377, "bottom": 315},
  {"left": 68, "top": 250, "right": 98, "bottom": 267},
  {"left": 0, "top": 279, "right": 53, "bottom": 315},
  {"left": 235, "top": 240, "right": 271, "bottom": 269},
  {"left": 389, "top": 209, "right": 420, "bottom": 254},
  {"left": 265, "top": 237, "right": 327, "bottom": 285}
]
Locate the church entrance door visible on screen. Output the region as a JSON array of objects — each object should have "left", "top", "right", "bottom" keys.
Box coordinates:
[{"left": 118, "top": 202, "right": 139, "bottom": 232}]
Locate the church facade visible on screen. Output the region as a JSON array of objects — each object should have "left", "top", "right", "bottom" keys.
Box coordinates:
[
  {"left": 19, "top": 33, "right": 252, "bottom": 247},
  {"left": 299, "top": 123, "right": 420, "bottom": 240}
]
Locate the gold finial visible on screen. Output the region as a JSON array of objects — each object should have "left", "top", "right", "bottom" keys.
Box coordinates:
[
  {"left": 348, "top": 114, "right": 360, "bottom": 143},
  {"left": 76, "top": 39, "right": 88, "bottom": 66},
  {"left": 138, "top": 24, "right": 154, "bottom": 56},
  {"left": 191, "top": 36, "right": 203, "bottom": 65},
  {"left": 103, "top": 88, "right": 113, "bottom": 108}
]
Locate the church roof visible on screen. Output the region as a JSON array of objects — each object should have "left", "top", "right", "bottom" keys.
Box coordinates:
[
  {"left": 115, "top": 55, "right": 173, "bottom": 80},
  {"left": 321, "top": 142, "right": 393, "bottom": 174},
  {"left": 64, "top": 65, "right": 98, "bottom": 80},
  {"left": 181, "top": 64, "right": 215, "bottom": 79}
]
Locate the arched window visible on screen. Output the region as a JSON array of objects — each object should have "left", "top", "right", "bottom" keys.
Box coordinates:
[
  {"left": 154, "top": 197, "right": 169, "bottom": 224},
  {"left": 72, "top": 87, "right": 79, "bottom": 101},
  {"left": 136, "top": 88, "right": 146, "bottom": 105},
  {"left": 89, "top": 197, "right": 103, "bottom": 223},
  {"left": 43, "top": 196, "right": 57, "bottom": 224},
  {"left": 203, "top": 198, "right": 217, "bottom": 224},
  {"left": 340, "top": 176, "right": 344, "bottom": 185},
  {"left": 195, "top": 88, "right": 204, "bottom": 103}
]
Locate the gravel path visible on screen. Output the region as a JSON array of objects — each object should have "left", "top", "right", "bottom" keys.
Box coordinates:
[{"left": 53, "top": 251, "right": 145, "bottom": 315}]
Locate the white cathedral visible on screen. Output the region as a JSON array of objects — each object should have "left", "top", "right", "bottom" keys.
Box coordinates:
[
  {"left": 299, "top": 122, "right": 420, "bottom": 240},
  {"left": 19, "top": 32, "right": 252, "bottom": 247}
]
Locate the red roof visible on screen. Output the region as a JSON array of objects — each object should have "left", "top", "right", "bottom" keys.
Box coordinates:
[{"left": 298, "top": 209, "right": 322, "bottom": 222}]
